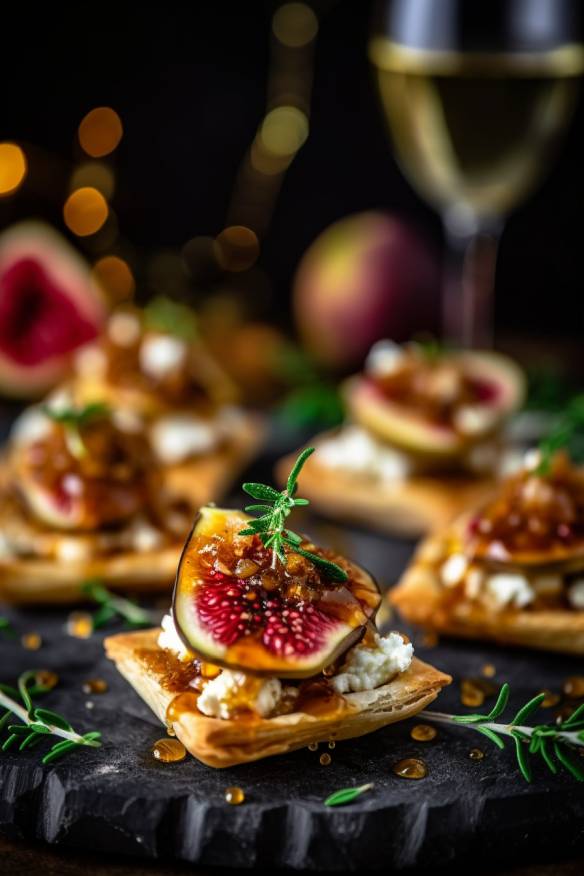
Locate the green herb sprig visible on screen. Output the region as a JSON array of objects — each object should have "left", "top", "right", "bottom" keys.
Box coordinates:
[
  {"left": 0, "top": 617, "right": 13, "bottom": 635},
  {"left": 0, "top": 671, "right": 101, "bottom": 764},
  {"left": 422, "top": 683, "right": 584, "bottom": 783},
  {"left": 324, "top": 783, "right": 374, "bottom": 807},
  {"left": 239, "top": 447, "right": 348, "bottom": 582},
  {"left": 43, "top": 402, "right": 111, "bottom": 459},
  {"left": 82, "top": 580, "right": 152, "bottom": 630},
  {"left": 536, "top": 394, "right": 584, "bottom": 475},
  {"left": 144, "top": 296, "right": 198, "bottom": 342}
]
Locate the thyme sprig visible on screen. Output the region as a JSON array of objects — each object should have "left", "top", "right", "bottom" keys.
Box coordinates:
[
  {"left": 82, "top": 579, "right": 152, "bottom": 630},
  {"left": 536, "top": 394, "right": 584, "bottom": 475},
  {"left": 422, "top": 683, "right": 584, "bottom": 783},
  {"left": 144, "top": 296, "right": 198, "bottom": 342},
  {"left": 0, "top": 670, "right": 101, "bottom": 764},
  {"left": 43, "top": 402, "right": 111, "bottom": 459},
  {"left": 240, "top": 447, "right": 348, "bottom": 582}
]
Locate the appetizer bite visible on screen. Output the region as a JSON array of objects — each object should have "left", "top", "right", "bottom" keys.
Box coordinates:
[
  {"left": 277, "top": 340, "right": 525, "bottom": 536},
  {"left": 106, "top": 449, "right": 450, "bottom": 767},
  {"left": 0, "top": 399, "right": 192, "bottom": 602},
  {"left": 391, "top": 451, "right": 584, "bottom": 654},
  {"left": 70, "top": 298, "right": 263, "bottom": 507}
]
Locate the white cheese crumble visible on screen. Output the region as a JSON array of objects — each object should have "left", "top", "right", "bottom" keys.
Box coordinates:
[
  {"left": 11, "top": 407, "right": 52, "bottom": 445},
  {"left": 197, "top": 671, "right": 284, "bottom": 720},
  {"left": 484, "top": 573, "right": 534, "bottom": 609},
  {"left": 140, "top": 335, "right": 187, "bottom": 380},
  {"left": 130, "top": 519, "right": 163, "bottom": 553},
  {"left": 330, "top": 632, "right": 413, "bottom": 694},
  {"left": 318, "top": 426, "right": 412, "bottom": 482},
  {"left": 454, "top": 405, "right": 497, "bottom": 437},
  {"left": 568, "top": 579, "right": 584, "bottom": 610},
  {"left": 440, "top": 553, "right": 468, "bottom": 588},
  {"left": 55, "top": 538, "right": 93, "bottom": 563},
  {"left": 365, "top": 339, "right": 404, "bottom": 377},
  {"left": 158, "top": 613, "right": 190, "bottom": 660},
  {"left": 149, "top": 414, "right": 220, "bottom": 464}
]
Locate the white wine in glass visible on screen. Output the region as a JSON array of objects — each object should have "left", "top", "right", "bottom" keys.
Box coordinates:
[{"left": 370, "top": 0, "right": 584, "bottom": 347}]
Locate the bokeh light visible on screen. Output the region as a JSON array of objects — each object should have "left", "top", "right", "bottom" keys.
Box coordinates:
[
  {"left": 272, "top": 3, "right": 318, "bottom": 48},
  {"left": 78, "top": 107, "right": 123, "bottom": 158},
  {"left": 70, "top": 162, "right": 115, "bottom": 200},
  {"left": 260, "top": 106, "right": 309, "bottom": 157},
  {"left": 92, "top": 255, "right": 135, "bottom": 302},
  {"left": 0, "top": 143, "right": 27, "bottom": 196},
  {"left": 63, "top": 187, "right": 109, "bottom": 236},
  {"left": 215, "top": 226, "right": 260, "bottom": 272}
]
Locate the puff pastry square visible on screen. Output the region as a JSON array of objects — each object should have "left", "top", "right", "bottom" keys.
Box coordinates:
[{"left": 105, "top": 629, "right": 451, "bottom": 768}]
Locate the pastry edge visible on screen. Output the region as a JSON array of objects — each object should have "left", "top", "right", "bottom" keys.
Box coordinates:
[{"left": 105, "top": 628, "right": 452, "bottom": 768}]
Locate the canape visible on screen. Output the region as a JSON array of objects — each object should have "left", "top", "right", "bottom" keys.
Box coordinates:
[
  {"left": 277, "top": 340, "right": 525, "bottom": 536},
  {"left": 69, "top": 301, "right": 264, "bottom": 507},
  {"left": 0, "top": 399, "right": 193, "bottom": 602},
  {"left": 391, "top": 451, "right": 584, "bottom": 654},
  {"left": 106, "top": 450, "right": 450, "bottom": 767}
]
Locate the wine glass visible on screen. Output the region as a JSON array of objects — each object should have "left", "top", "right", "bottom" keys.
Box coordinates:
[{"left": 370, "top": 0, "right": 584, "bottom": 347}]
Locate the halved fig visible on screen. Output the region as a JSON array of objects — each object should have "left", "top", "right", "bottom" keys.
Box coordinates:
[
  {"left": 173, "top": 506, "right": 381, "bottom": 678},
  {"left": 344, "top": 351, "right": 525, "bottom": 458},
  {"left": 0, "top": 222, "right": 105, "bottom": 397}
]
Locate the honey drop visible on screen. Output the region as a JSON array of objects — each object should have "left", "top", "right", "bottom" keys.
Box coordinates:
[
  {"left": 328, "top": 740, "right": 336, "bottom": 749},
  {"left": 319, "top": 753, "right": 332, "bottom": 766},
  {"left": 21, "top": 632, "right": 42, "bottom": 651},
  {"left": 308, "top": 742, "right": 318, "bottom": 752},
  {"left": 152, "top": 738, "right": 186, "bottom": 762},
  {"left": 200, "top": 663, "right": 221, "bottom": 679},
  {"left": 481, "top": 664, "right": 496, "bottom": 678},
  {"left": 563, "top": 676, "right": 584, "bottom": 699},
  {"left": 460, "top": 679, "right": 485, "bottom": 708},
  {"left": 540, "top": 689, "right": 560, "bottom": 708},
  {"left": 82, "top": 678, "right": 108, "bottom": 694},
  {"left": 392, "top": 758, "right": 427, "bottom": 779},
  {"left": 469, "top": 748, "right": 484, "bottom": 760},
  {"left": 34, "top": 670, "right": 59, "bottom": 690},
  {"left": 66, "top": 612, "right": 93, "bottom": 639},
  {"left": 410, "top": 724, "right": 437, "bottom": 742},
  {"left": 225, "top": 786, "right": 245, "bottom": 805}
]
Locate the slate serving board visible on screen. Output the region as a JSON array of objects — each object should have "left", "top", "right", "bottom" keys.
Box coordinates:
[{"left": 0, "top": 426, "right": 583, "bottom": 871}]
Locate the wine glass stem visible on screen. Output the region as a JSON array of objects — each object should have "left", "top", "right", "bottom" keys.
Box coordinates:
[{"left": 442, "top": 218, "right": 502, "bottom": 349}]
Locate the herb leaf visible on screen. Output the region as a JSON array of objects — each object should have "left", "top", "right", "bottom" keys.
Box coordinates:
[
  {"left": 82, "top": 579, "right": 152, "bottom": 630},
  {"left": 324, "top": 783, "right": 374, "bottom": 807},
  {"left": 537, "top": 393, "right": 584, "bottom": 474}
]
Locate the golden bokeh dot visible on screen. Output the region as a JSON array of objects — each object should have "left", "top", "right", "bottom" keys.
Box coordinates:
[
  {"left": 0, "top": 143, "right": 27, "bottom": 196},
  {"left": 260, "top": 106, "right": 309, "bottom": 157},
  {"left": 272, "top": 2, "right": 318, "bottom": 47},
  {"left": 93, "top": 255, "right": 135, "bottom": 302},
  {"left": 215, "top": 226, "right": 260, "bottom": 272},
  {"left": 64, "top": 187, "right": 109, "bottom": 237},
  {"left": 78, "top": 107, "right": 123, "bottom": 158},
  {"left": 70, "top": 162, "right": 115, "bottom": 200}
]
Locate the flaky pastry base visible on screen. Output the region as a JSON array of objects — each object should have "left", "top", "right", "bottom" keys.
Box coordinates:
[
  {"left": 276, "top": 437, "right": 496, "bottom": 537},
  {"left": 105, "top": 629, "right": 451, "bottom": 768},
  {"left": 391, "top": 532, "right": 584, "bottom": 654}
]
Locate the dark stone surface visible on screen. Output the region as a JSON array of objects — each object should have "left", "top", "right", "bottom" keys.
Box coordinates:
[{"left": 0, "top": 423, "right": 583, "bottom": 870}]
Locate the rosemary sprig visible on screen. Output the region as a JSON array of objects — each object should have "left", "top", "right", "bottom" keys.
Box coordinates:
[
  {"left": 240, "top": 447, "right": 348, "bottom": 582},
  {"left": 422, "top": 683, "right": 584, "bottom": 783},
  {"left": 82, "top": 579, "right": 152, "bottom": 630},
  {"left": 144, "top": 296, "right": 198, "bottom": 342},
  {"left": 0, "top": 670, "right": 101, "bottom": 764},
  {"left": 43, "top": 402, "right": 111, "bottom": 459},
  {"left": 0, "top": 617, "right": 13, "bottom": 635},
  {"left": 536, "top": 394, "right": 584, "bottom": 475},
  {"left": 324, "top": 783, "right": 374, "bottom": 807}
]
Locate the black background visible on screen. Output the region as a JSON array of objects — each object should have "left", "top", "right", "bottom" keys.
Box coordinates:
[{"left": 1, "top": 1, "right": 583, "bottom": 342}]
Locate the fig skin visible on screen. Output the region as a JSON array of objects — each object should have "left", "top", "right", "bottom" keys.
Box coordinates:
[{"left": 172, "top": 507, "right": 381, "bottom": 678}]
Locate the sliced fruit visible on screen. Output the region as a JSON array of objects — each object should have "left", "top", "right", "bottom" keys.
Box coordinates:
[
  {"left": 344, "top": 351, "right": 525, "bottom": 458},
  {"left": 173, "top": 506, "right": 381, "bottom": 678},
  {"left": 0, "top": 222, "right": 105, "bottom": 397}
]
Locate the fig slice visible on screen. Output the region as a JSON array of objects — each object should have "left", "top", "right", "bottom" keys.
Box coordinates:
[
  {"left": 344, "top": 351, "right": 525, "bottom": 458},
  {"left": 173, "top": 506, "right": 381, "bottom": 678}
]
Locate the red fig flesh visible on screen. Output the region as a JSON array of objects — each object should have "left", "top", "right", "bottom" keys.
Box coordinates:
[{"left": 173, "top": 507, "right": 381, "bottom": 677}]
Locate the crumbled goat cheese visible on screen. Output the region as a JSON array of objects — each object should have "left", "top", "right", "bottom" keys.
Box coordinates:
[
  {"left": 484, "top": 573, "right": 534, "bottom": 609},
  {"left": 55, "top": 538, "right": 93, "bottom": 563},
  {"left": 158, "top": 613, "right": 190, "bottom": 660},
  {"left": 150, "top": 414, "right": 220, "bottom": 464},
  {"left": 140, "top": 335, "right": 187, "bottom": 380},
  {"left": 365, "top": 339, "right": 404, "bottom": 377},
  {"left": 440, "top": 553, "right": 468, "bottom": 588},
  {"left": 11, "top": 407, "right": 52, "bottom": 445},
  {"left": 197, "top": 671, "right": 284, "bottom": 720},
  {"left": 318, "top": 426, "right": 412, "bottom": 482},
  {"left": 568, "top": 579, "right": 584, "bottom": 610},
  {"left": 131, "top": 519, "right": 163, "bottom": 553},
  {"left": 331, "top": 632, "right": 413, "bottom": 694},
  {"left": 108, "top": 311, "right": 141, "bottom": 347},
  {"left": 454, "top": 405, "right": 497, "bottom": 437}
]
